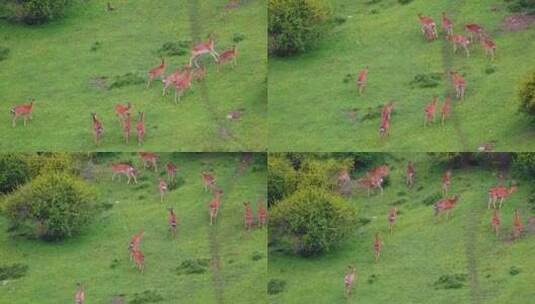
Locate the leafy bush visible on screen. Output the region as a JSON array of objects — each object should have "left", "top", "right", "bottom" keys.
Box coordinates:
[
  {"left": 517, "top": 71, "right": 535, "bottom": 119},
  {"left": 232, "top": 32, "right": 246, "bottom": 43},
  {"left": 422, "top": 192, "right": 442, "bottom": 206},
  {"left": 297, "top": 157, "right": 352, "bottom": 191},
  {"left": 268, "top": 154, "right": 298, "bottom": 205},
  {"left": 0, "top": 46, "right": 10, "bottom": 61},
  {"left": 3, "top": 172, "right": 98, "bottom": 241},
  {"left": 398, "top": 0, "right": 413, "bottom": 5},
  {"left": 506, "top": 0, "right": 535, "bottom": 14},
  {"left": 129, "top": 290, "right": 164, "bottom": 304},
  {"left": 433, "top": 273, "right": 467, "bottom": 289},
  {"left": 0, "top": 154, "right": 31, "bottom": 194},
  {"left": 409, "top": 73, "right": 442, "bottom": 88},
  {"left": 175, "top": 258, "right": 210, "bottom": 275},
  {"left": 24, "top": 153, "right": 77, "bottom": 178},
  {"left": 509, "top": 266, "right": 521, "bottom": 275},
  {"left": 513, "top": 153, "right": 535, "bottom": 178},
  {"left": 108, "top": 72, "right": 145, "bottom": 89},
  {"left": 270, "top": 188, "right": 357, "bottom": 256},
  {"left": 268, "top": 0, "right": 332, "bottom": 56},
  {"left": 267, "top": 279, "right": 286, "bottom": 295},
  {"left": 3, "top": 0, "right": 69, "bottom": 25},
  {"left": 156, "top": 41, "right": 191, "bottom": 57},
  {"left": 0, "top": 263, "right": 28, "bottom": 280}
]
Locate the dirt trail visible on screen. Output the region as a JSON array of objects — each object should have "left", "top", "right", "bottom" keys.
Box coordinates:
[{"left": 187, "top": 0, "right": 246, "bottom": 150}]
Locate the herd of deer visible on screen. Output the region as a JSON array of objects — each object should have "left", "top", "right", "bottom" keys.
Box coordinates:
[{"left": 341, "top": 162, "right": 525, "bottom": 297}]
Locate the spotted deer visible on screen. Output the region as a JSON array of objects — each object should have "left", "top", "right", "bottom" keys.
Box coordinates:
[
  {"left": 344, "top": 265, "right": 357, "bottom": 297},
  {"left": 115, "top": 102, "right": 131, "bottom": 122},
  {"left": 159, "top": 178, "right": 167, "bottom": 202},
  {"left": 132, "top": 249, "right": 144, "bottom": 273},
  {"left": 388, "top": 207, "right": 398, "bottom": 234},
  {"left": 174, "top": 66, "right": 193, "bottom": 104},
  {"left": 257, "top": 204, "right": 267, "bottom": 228},
  {"left": 11, "top": 98, "right": 35, "bottom": 127},
  {"left": 217, "top": 45, "right": 238, "bottom": 71},
  {"left": 491, "top": 210, "right": 500, "bottom": 237},
  {"left": 442, "top": 170, "right": 452, "bottom": 196},
  {"left": 209, "top": 189, "right": 223, "bottom": 225},
  {"left": 166, "top": 162, "right": 177, "bottom": 183},
  {"left": 357, "top": 175, "right": 384, "bottom": 196},
  {"left": 373, "top": 233, "right": 382, "bottom": 263},
  {"left": 162, "top": 69, "right": 182, "bottom": 96},
  {"left": 168, "top": 207, "right": 178, "bottom": 238},
  {"left": 441, "top": 96, "right": 452, "bottom": 126},
  {"left": 190, "top": 37, "right": 220, "bottom": 68},
  {"left": 75, "top": 283, "right": 85, "bottom": 304},
  {"left": 139, "top": 152, "right": 158, "bottom": 172},
  {"left": 406, "top": 161, "right": 415, "bottom": 187},
  {"left": 201, "top": 171, "right": 216, "bottom": 192},
  {"left": 136, "top": 112, "right": 145, "bottom": 146},
  {"left": 356, "top": 66, "right": 369, "bottom": 95},
  {"left": 433, "top": 194, "right": 460, "bottom": 220},
  {"left": 481, "top": 37, "right": 496, "bottom": 60},
  {"left": 91, "top": 113, "right": 104, "bottom": 145},
  {"left": 424, "top": 96, "right": 439, "bottom": 127},
  {"left": 450, "top": 71, "right": 466, "bottom": 100},
  {"left": 417, "top": 13, "right": 438, "bottom": 40},
  {"left": 381, "top": 101, "right": 394, "bottom": 122},
  {"left": 488, "top": 184, "right": 517, "bottom": 209},
  {"left": 447, "top": 34, "right": 470, "bottom": 57},
  {"left": 111, "top": 163, "right": 138, "bottom": 184},
  {"left": 128, "top": 230, "right": 144, "bottom": 261},
  {"left": 379, "top": 115, "right": 391, "bottom": 139},
  {"left": 244, "top": 201, "right": 254, "bottom": 230},
  {"left": 512, "top": 209, "right": 523, "bottom": 240},
  {"left": 147, "top": 58, "right": 166, "bottom": 88},
  {"left": 465, "top": 23, "right": 485, "bottom": 41},
  {"left": 441, "top": 12, "right": 453, "bottom": 35}
]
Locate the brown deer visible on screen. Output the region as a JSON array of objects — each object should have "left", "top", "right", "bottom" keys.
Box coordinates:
[
  {"left": 11, "top": 98, "right": 35, "bottom": 127},
  {"left": 424, "top": 96, "right": 438, "bottom": 127},
  {"left": 491, "top": 210, "right": 500, "bottom": 237},
  {"left": 441, "top": 12, "right": 453, "bottom": 35},
  {"left": 441, "top": 96, "right": 452, "bottom": 126},
  {"left": 217, "top": 45, "right": 238, "bottom": 71},
  {"left": 356, "top": 66, "right": 369, "bottom": 95},
  {"left": 465, "top": 23, "right": 485, "bottom": 41},
  {"left": 388, "top": 207, "right": 398, "bottom": 234},
  {"left": 159, "top": 178, "right": 167, "bottom": 203},
  {"left": 244, "top": 201, "right": 254, "bottom": 230},
  {"left": 111, "top": 163, "right": 138, "bottom": 184},
  {"left": 139, "top": 152, "right": 158, "bottom": 172},
  {"left": 75, "top": 283, "right": 85, "bottom": 304},
  {"left": 450, "top": 71, "right": 466, "bottom": 100},
  {"left": 357, "top": 175, "right": 384, "bottom": 196},
  {"left": 257, "top": 204, "right": 267, "bottom": 228},
  {"left": 381, "top": 101, "right": 394, "bottom": 122},
  {"left": 132, "top": 249, "right": 144, "bottom": 273},
  {"left": 193, "top": 66, "right": 207, "bottom": 82},
  {"left": 174, "top": 66, "right": 193, "bottom": 104},
  {"left": 442, "top": 170, "right": 452, "bottom": 196},
  {"left": 433, "top": 194, "right": 460, "bottom": 220},
  {"left": 512, "top": 209, "right": 523, "bottom": 240},
  {"left": 488, "top": 184, "right": 517, "bottom": 209},
  {"left": 447, "top": 34, "right": 471, "bottom": 57},
  {"left": 481, "top": 37, "right": 496, "bottom": 60},
  {"left": 162, "top": 69, "right": 182, "bottom": 96},
  {"left": 344, "top": 265, "right": 357, "bottom": 297},
  {"left": 373, "top": 233, "right": 382, "bottom": 263},
  {"left": 147, "top": 58, "right": 166, "bottom": 88},
  {"left": 115, "top": 102, "right": 131, "bottom": 122},
  {"left": 128, "top": 230, "right": 144, "bottom": 261},
  {"left": 166, "top": 162, "right": 177, "bottom": 183},
  {"left": 136, "top": 112, "right": 145, "bottom": 146},
  {"left": 91, "top": 113, "right": 104, "bottom": 146},
  {"left": 417, "top": 13, "right": 438, "bottom": 40},
  {"left": 168, "top": 207, "right": 178, "bottom": 238},
  {"left": 201, "top": 171, "right": 216, "bottom": 192},
  {"left": 209, "top": 189, "right": 223, "bottom": 225},
  {"left": 190, "top": 37, "right": 220, "bottom": 68},
  {"left": 406, "top": 161, "right": 415, "bottom": 187},
  {"left": 379, "top": 115, "right": 391, "bottom": 139}
]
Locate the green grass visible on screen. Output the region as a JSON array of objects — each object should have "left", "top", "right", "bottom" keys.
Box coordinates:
[
  {"left": 269, "top": 0, "right": 535, "bottom": 152},
  {"left": 268, "top": 153, "right": 535, "bottom": 303},
  {"left": 0, "top": 153, "right": 267, "bottom": 304},
  {"left": 0, "top": 0, "right": 267, "bottom": 151}
]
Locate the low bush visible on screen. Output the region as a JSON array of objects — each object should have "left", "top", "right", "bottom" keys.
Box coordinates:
[
  {"left": 129, "top": 290, "right": 164, "bottom": 304},
  {"left": 509, "top": 266, "right": 521, "bottom": 275},
  {"left": 108, "top": 72, "right": 145, "bottom": 90},
  {"left": 0, "top": 154, "right": 31, "bottom": 194},
  {"left": 0, "top": 46, "right": 10, "bottom": 61},
  {"left": 156, "top": 41, "right": 191, "bottom": 57},
  {"left": 517, "top": 71, "right": 535, "bottom": 120},
  {"left": 232, "top": 32, "right": 246, "bottom": 43},
  {"left": 268, "top": 154, "right": 298, "bottom": 205},
  {"left": 398, "top": 0, "right": 413, "bottom": 5},
  {"left": 175, "top": 258, "right": 210, "bottom": 275},
  {"left": 267, "top": 279, "right": 286, "bottom": 295},
  {"left": 433, "top": 273, "right": 467, "bottom": 289},
  {"left": 3, "top": 0, "right": 69, "bottom": 25},
  {"left": 409, "top": 73, "right": 442, "bottom": 88},
  {"left": 0, "top": 263, "right": 28, "bottom": 280}
]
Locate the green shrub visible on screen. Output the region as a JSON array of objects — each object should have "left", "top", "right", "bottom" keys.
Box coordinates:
[
  {"left": 268, "top": 0, "right": 332, "bottom": 56},
  {"left": 267, "top": 279, "right": 286, "bottom": 295},
  {"left": 232, "top": 32, "right": 246, "bottom": 43},
  {"left": 129, "top": 290, "right": 164, "bottom": 304},
  {"left": 518, "top": 71, "right": 535, "bottom": 119},
  {"left": 108, "top": 72, "right": 145, "bottom": 90},
  {"left": 297, "top": 157, "right": 352, "bottom": 191},
  {"left": 0, "top": 46, "right": 10, "bottom": 61},
  {"left": 156, "top": 41, "right": 191, "bottom": 57},
  {"left": 513, "top": 153, "right": 535, "bottom": 178},
  {"left": 0, "top": 263, "right": 28, "bottom": 280},
  {"left": 409, "top": 73, "right": 442, "bottom": 88},
  {"left": 506, "top": 0, "right": 535, "bottom": 14},
  {"left": 422, "top": 192, "right": 442, "bottom": 206},
  {"left": 24, "top": 153, "right": 77, "bottom": 178},
  {"left": 268, "top": 154, "right": 298, "bottom": 205},
  {"left": 0, "top": 154, "right": 31, "bottom": 194},
  {"left": 270, "top": 188, "right": 357, "bottom": 256},
  {"left": 398, "top": 0, "right": 413, "bottom": 5},
  {"left": 175, "top": 258, "right": 210, "bottom": 275},
  {"left": 3, "top": 0, "right": 69, "bottom": 25},
  {"left": 433, "top": 273, "right": 467, "bottom": 289},
  {"left": 3, "top": 172, "right": 98, "bottom": 241},
  {"left": 509, "top": 266, "right": 521, "bottom": 275}
]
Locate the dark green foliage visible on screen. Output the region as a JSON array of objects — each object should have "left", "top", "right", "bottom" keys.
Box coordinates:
[
  {"left": 360, "top": 107, "right": 382, "bottom": 122},
  {"left": 25, "top": 153, "right": 77, "bottom": 178},
  {"left": 175, "top": 258, "right": 210, "bottom": 275},
  {"left": 0, "top": 46, "right": 10, "bottom": 61},
  {"left": 3, "top": 172, "right": 98, "bottom": 241},
  {"left": 267, "top": 279, "right": 286, "bottom": 295},
  {"left": 367, "top": 274, "right": 378, "bottom": 284},
  {"left": 90, "top": 41, "right": 102, "bottom": 52},
  {"left": 268, "top": 0, "right": 332, "bottom": 56},
  {"left": 0, "top": 154, "right": 30, "bottom": 194},
  {"left": 270, "top": 188, "right": 357, "bottom": 256},
  {"left": 232, "top": 32, "right": 246, "bottom": 43},
  {"left": 506, "top": 0, "right": 535, "bottom": 14},
  {"left": 3, "top": 0, "right": 69, "bottom": 25},
  {"left": 110, "top": 258, "right": 120, "bottom": 269},
  {"left": 156, "top": 40, "right": 191, "bottom": 57},
  {"left": 409, "top": 73, "right": 442, "bottom": 88},
  {"left": 485, "top": 65, "right": 496, "bottom": 74},
  {"left": 108, "top": 73, "right": 145, "bottom": 90},
  {"left": 398, "top": 0, "right": 414, "bottom": 5},
  {"left": 527, "top": 189, "right": 535, "bottom": 211},
  {"left": 252, "top": 251, "right": 264, "bottom": 261},
  {"left": 0, "top": 263, "right": 28, "bottom": 280},
  {"left": 268, "top": 154, "right": 298, "bottom": 205},
  {"left": 167, "top": 177, "right": 185, "bottom": 191},
  {"left": 369, "top": 8, "right": 380, "bottom": 14},
  {"left": 331, "top": 15, "right": 347, "bottom": 25},
  {"left": 357, "top": 217, "right": 371, "bottom": 225},
  {"left": 129, "top": 290, "right": 164, "bottom": 304},
  {"left": 517, "top": 71, "right": 535, "bottom": 118},
  {"left": 343, "top": 73, "right": 354, "bottom": 83},
  {"left": 434, "top": 273, "right": 467, "bottom": 289},
  {"left": 513, "top": 153, "right": 535, "bottom": 178},
  {"left": 392, "top": 198, "right": 407, "bottom": 206},
  {"left": 422, "top": 192, "right": 442, "bottom": 206},
  {"left": 509, "top": 266, "right": 521, "bottom": 275}
]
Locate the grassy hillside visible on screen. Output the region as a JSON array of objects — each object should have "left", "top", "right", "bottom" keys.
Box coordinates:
[
  {"left": 0, "top": 153, "right": 267, "bottom": 304},
  {"left": 269, "top": 0, "right": 535, "bottom": 152},
  {"left": 268, "top": 153, "right": 534, "bottom": 304},
  {"left": 0, "top": 0, "right": 267, "bottom": 151}
]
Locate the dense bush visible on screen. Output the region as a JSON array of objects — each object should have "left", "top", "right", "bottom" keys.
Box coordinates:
[
  {"left": 268, "top": 0, "right": 332, "bottom": 56},
  {"left": 268, "top": 154, "right": 298, "bottom": 205},
  {"left": 0, "top": 154, "right": 31, "bottom": 194},
  {"left": 3, "top": 172, "right": 98, "bottom": 241},
  {"left": 3, "top": 0, "right": 69, "bottom": 25},
  {"left": 517, "top": 71, "right": 535, "bottom": 119},
  {"left": 506, "top": 0, "right": 535, "bottom": 14},
  {"left": 297, "top": 157, "right": 352, "bottom": 191},
  {"left": 24, "top": 153, "right": 77, "bottom": 178},
  {"left": 513, "top": 153, "right": 535, "bottom": 178},
  {"left": 270, "top": 188, "right": 357, "bottom": 256}
]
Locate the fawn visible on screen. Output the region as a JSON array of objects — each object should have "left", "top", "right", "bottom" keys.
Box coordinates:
[
  {"left": 75, "top": 283, "right": 85, "bottom": 304},
  {"left": 406, "top": 161, "right": 415, "bottom": 187},
  {"left": 139, "top": 152, "right": 158, "bottom": 172},
  {"left": 209, "top": 189, "right": 223, "bottom": 225},
  {"left": 442, "top": 170, "right": 452, "bottom": 196},
  {"left": 441, "top": 12, "right": 453, "bottom": 35},
  {"left": 450, "top": 71, "right": 466, "bottom": 100},
  {"left": 447, "top": 34, "right": 471, "bottom": 57},
  {"left": 441, "top": 96, "right": 452, "bottom": 126},
  {"left": 417, "top": 13, "right": 438, "bottom": 40},
  {"left": 344, "top": 265, "right": 357, "bottom": 297},
  {"left": 111, "top": 163, "right": 138, "bottom": 184},
  {"left": 91, "top": 113, "right": 104, "bottom": 145},
  {"left": 356, "top": 66, "right": 369, "bottom": 95},
  {"left": 244, "top": 201, "right": 254, "bottom": 230},
  {"left": 147, "top": 58, "right": 166, "bottom": 88},
  {"left": 373, "top": 233, "right": 382, "bottom": 263},
  {"left": 481, "top": 37, "right": 496, "bottom": 60},
  {"left": 488, "top": 184, "right": 517, "bottom": 209},
  {"left": 122, "top": 112, "right": 131, "bottom": 144},
  {"left": 434, "top": 194, "right": 460, "bottom": 220},
  {"left": 166, "top": 162, "right": 177, "bottom": 183},
  {"left": 159, "top": 178, "right": 167, "bottom": 203},
  {"left": 190, "top": 37, "right": 220, "bottom": 68},
  {"left": 512, "top": 209, "right": 523, "bottom": 240},
  {"left": 491, "top": 210, "right": 500, "bottom": 237},
  {"left": 424, "top": 96, "right": 438, "bottom": 127},
  {"left": 11, "top": 98, "right": 35, "bottom": 127},
  {"left": 202, "top": 171, "right": 216, "bottom": 192},
  {"left": 115, "top": 102, "right": 131, "bottom": 122},
  {"left": 168, "top": 207, "right": 178, "bottom": 238},
  {"left": 388, "top": 207, "right": 398, "bottom": 234},
  {"left": 136, "top": 112, "right": 145, "bottom": 146},
  {"left": 217, "top": 45, "right": 238, "bottom": 71}
]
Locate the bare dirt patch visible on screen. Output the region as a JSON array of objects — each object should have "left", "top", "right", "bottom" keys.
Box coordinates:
[{"left": 502, "top": 14, "right": 535, "bottom": 32}]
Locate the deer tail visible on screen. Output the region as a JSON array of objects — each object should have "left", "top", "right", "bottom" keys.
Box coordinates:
[{"left": 10, "top": 108, "right": 15, "bottom": 116}]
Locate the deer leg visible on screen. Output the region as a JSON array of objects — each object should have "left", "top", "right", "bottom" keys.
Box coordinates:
[
  {"left": 132, "top": 175, "right": 137, "bottom": 184},
  {"left": 464, "top": 46, "right": 470, "bottom": 57},
  {"left": 499, "top": 198, "right": 504, "bottom": 209},
  {"left": 488, "top": 196, "right": 492, "bottom": 209}
]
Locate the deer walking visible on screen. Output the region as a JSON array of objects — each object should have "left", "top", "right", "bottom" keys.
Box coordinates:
[
  {"left": 465, "top": 23, "right": 485, "bottom": 41},
  {"left": 190, "top": 37, "right": 220, "bottom": 68},
  {"left": 441, "top": 12, "right": 453, "bottom": 35},
  {"left": 406, "top": 161, "right": 415, "bottom": 187},
  {"left": 512, "top": 209, "right": 523, "bottom": 240},
  {"left": 434, "top": 194, "right": 460, "bottom": 221},
  {"left": 75, "top": 283, "right": 85, "bottom": 304},
  {"left": 244, "top": 201, "right": 254, "bottom": 230},
  {"left": 417, "top": 13, "right": 438, "bottom": 40},
  {"left": 122, "top": 112, "right": 131, "bottom": 144},
  {"left": 217, "top": 45, "right": 238, "bottom": 71},
  {"left": 136, "top": 112, "right": 145, "bottom": 146},
  {"left": 344, "top": 265, "right": 357, "bottom": 297},
  {"left": 481, "top": 37, "right": 496, "bottom": 60},
  {"left": 111, "top": 163, "right": 138, "bottom": 184},
  {"left": 139, "top": 152, "right": 158, "bottom": 172},
  {"left": 424, "top": 96, "right": 438, "bottom": 127},
  {"left": 91, "top": 113, "right": 104, "bottom": 146},
  {"left": 147, "top": 58, "right": 166, "bottom": 88},
  {"left": 491, "top": 210, "right": 500, "bottom": 237},
  {"left": 131, "top": 249, "right": 145, "bottom": 273},
  {"left": 373, "top": 233, "right": 382, "bottom": 263},
  {"left": 209, "top": 189, "right": 223, "bottom": 225},
  {"left": 115, "top": 102, "right": 131, "bottom": 122},
  {"left": 488, "top": 184, "right": 517, "bottom": 209},
  {"left": 388, "top": 207, "right": 398, "bottom": 234},
  {"left": 257, "top": 205, "right": 267, "bottom": 228},
  {"left": 159, "top": 178, "right": 167, "bottom": 202},
  {"left": 450, "top": 71, "right": 466, "bottom": 100},
  {"left": 441, "top": 96, "right": 452, "bottom": 126},
  {"left": 168, "top": 208, "right": 178, "bottom": 238},
  {"left": 356, "top": 66, "right": 369, "bottom": 95},
  {"left": 128, "top": 230, "right": 144, "bottom": 261},
  {"left": 166, "top": 162, "right": 177, "bottom": 183},
  {"left": 11, "top": 98, "right": 35, "bottom": 127}
]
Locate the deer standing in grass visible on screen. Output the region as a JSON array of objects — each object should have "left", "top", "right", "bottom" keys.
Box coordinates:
[
  {"left": 139, "top": 152, "right": 158, "bottom": 172},
  {"left": 424, "top": 96, "right": 438, "bottom": 127},
  {"left": 512, "top": 209, "right": 523, "bottom": 240},
  {"left": 166, "top": 162, "right": 177, "bottom": 183},
  {"left": 491, "top": 210, "right": 500, "bottom": 237},
  {"left": 356, "top": 66, "right": 369, "bottom": 95},
  {"left": 441, "top": 96, "right": 452, "bottom": 126},
  {"left": 441, "top": 12, "right": 453, "bottom": 35},
  {"left": 168, "top": 208, "right": 178, "bottom": 238},
  {"left": 128, "top": 230, "right": 144, "bottom": 261},
  {"left": 115, "top": 102, "right": 131, "bottom": 122},
  {"left": 122, "top": 112, "right": 131, "bottom": 144},
  {"left": 481, "top": 37, "right": 496, "bottom": 60},
  {"left": 357, "top": 175, "right": 384, "bottom": 196},
  {"left": 190, "top": 37, "right": 220, "bottom": 68},
  {"left": 91, "top": 113, "right": 104, "bottom": 146},
  {"left": 379, "top": 115, "right": 391, "bottom": 139},
  {"left": 406, "top": 161, "right": 415, "bottom": 187},
  {"left": 162, "top": 69, "right": 182, "bottom": 96},
  {"left": 193, "top": 66, "right": 207, "bottom": 82},
  {"left": 209, "top": 189, "right": 223, "bottom": 225},
  {"left": 217, "top": 45, "right": 238, "bottom": 71},
  {"left": 465, "top": 23, "right": 485, "bottom": 41},
  {"left": 132, "top": 249, "right": 144, "bottom": 273},
  {"left": 488, "top": 184, "right": 517, "bottom": 209},
  {"left": 450, "top": 71, "right": 466, "bottom": 100},
  {"left": 244, "top": 201, "right": 254, "bottom": 230},
  {"left": 202, "top": 171, "right": 216, "bottom": 192},
  {"left": 136, "top": 112, "right": 145, "bottom": 146},
  {"left": 146, "top": 58, "right": 166, "bottom": 88},
  {"left": 75, "top": 283, "right": 85, "bottom": 304},
  {"left": 442, "top": 170, "right": 451, "bottom": 196},
  {"left": 373, "top": 233, "right": 382, "bottom": 263},
  {"left": 417, "top": 13, "right": 438, "bottom": 40},
  {"left": 257, "top": 204, "right": 267, "bottom": 228},
  {"left": 174, "top": 66, "right": 193, "bottom": 104},
  {"left": 434, "top": 194, "right": 460, "bottom": 221},
  {"left": 447, "top": 34, "right": 470, "bottom": 57},
  {"left": 388, "top": 207, "right": 398, "bottom": 234},
  {"left": 381, "top": 101, "right": 394, "bottom": 122},
  {"left": 159, "top": 178, "right": 167, "bottom": 203},
  {"left": 11, "top": 98, "right": 34, "bottom": 127},
  {"left": 111, "top": 163, "right": 138, "bottom": 184},
  {"left": 344, "top": 265, "right": 357, "bottom": 297}
]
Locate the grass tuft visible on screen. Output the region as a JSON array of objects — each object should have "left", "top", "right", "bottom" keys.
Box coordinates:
[
  {"left": 0, "top": 264, "right": 28, "bottom": 280},
  {"left": 433, "top": 273, "right": 467, "bottom": 289},
  {"left": 268, "top": 279, "right": 286, "bottom": 295},
  {"left": 409, "top": 73, "right": 443, "bottom": 89},
  {"left": 108, "top": 73, "right": 145, "bottom": 90},
  {"left": 0, "top": 46, "right": 10, "bottom": 61},
  {"left": 156, "top": 41, "right": 191, "bottom": 57},
  {"left": 422, "top": 192, "right": 442, "bottom": 206},
  {"left": 175, "top": 258, "right": 210, "bottom": 275},
  {"left": 129, "top": 290, "right": 164, "bottom": 304}
]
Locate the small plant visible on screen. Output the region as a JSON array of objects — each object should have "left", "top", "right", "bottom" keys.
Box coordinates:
[
  {"left": 156, "top": 40, "right": 191, "bottom": 57},
  {"left": 343, "top": 73, "right": 354, "bottom": 83},
  {"left": 0, "top": 47, "right": 10, "bottom": 61},
  {"left": 369, "top": 8, "right": 380, "bottom": 14},
  {"left": 434, "top": 273, "right": 467, "bottom": 289},
  {"left": 392, "top": 198, "right": 407, "bottom": 206},
  {"left": 175, "top": 258, "right": 210, "bottom": 275},
  {"left": 3, "top": 0, "right": 69, "bottom": 25},
  {"left": 409, "top": 73, "right": 443, "bottom": 89},
  {"left": 90, "top": 41, "right": 102, "bottom": 52},
  {"left": 398, "top": 0, "right": 414, "bottom": 5},
  {"left": 357, "top": 217, "right": 372, "bottom": 225},
  {"left": 110, "top": 258, "right": 120, "bottom": 269},
  {"left": 485, "top": 65, "right": 497, "bottom": 74},
  {"left": 232, "top": 32, "right": 246, "bottom": 43},
  {"left": 422, "top": 192, "right": 442, "bottom": 206},
  {"left": 129, "top": 290, "right": 164, "bottom": 304},
  {"left": 509, "top": 266, "right": 521, "bottom": 275},
  {"left": 108, "top": 72, "right": 145, "bottom": 89},
  {"left": 0, "top": 264, "right": 29, "bottom": 280},
  {"left": 397, "top": 191, "right": 407, "bottom": 196},
  {"left": 252, "top": 251, "right": 264, "bottom": 261},
  {"left": 331, "top": 15, "right": 347, "bottom": 25},
  {"left": 267, "top": 279, "right": 286, "bottom": 295},
  {"left": 367, "top": 274, "right": 378, "bottom": 284},
  {"left": 360, "top": 107, "right": 382, "bottom": 122},
  {"left": 0, "top": 154, "right": 31, "bottom": 194}
]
